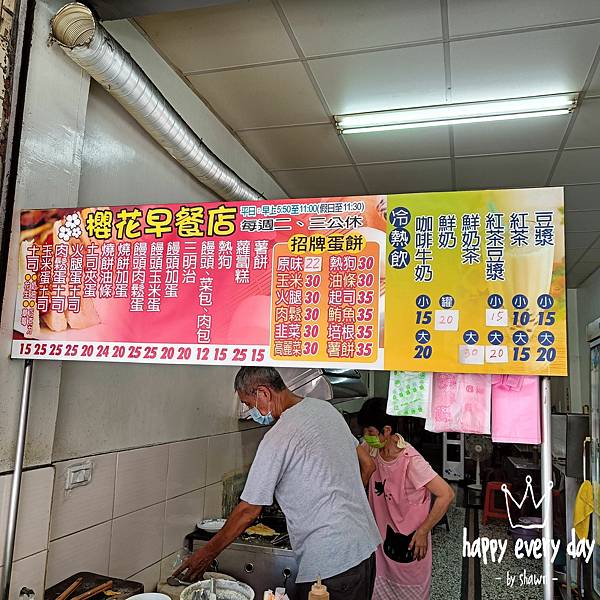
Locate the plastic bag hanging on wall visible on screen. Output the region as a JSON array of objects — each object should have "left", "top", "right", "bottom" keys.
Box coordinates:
[
  {"left": 387, "top": 371, "right": 432, "bottom": 418},
  {"left": 426, "top": 373, "right": 492, "bottom": 434},
  {"left": 491, "top": 375, "right": 541, "bottom": 444}
]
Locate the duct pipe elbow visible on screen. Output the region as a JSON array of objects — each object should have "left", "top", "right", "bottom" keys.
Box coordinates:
[
  {"left": 51, "top": 2, "right": 95, "bottom": 48},
  {"left": 50, "top": 3, "right": 263, "bottom": 202}
]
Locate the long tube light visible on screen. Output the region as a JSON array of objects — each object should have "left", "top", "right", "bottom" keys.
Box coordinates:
[{"left": 336, "top": 94, "right": 577, "bottom": 134}]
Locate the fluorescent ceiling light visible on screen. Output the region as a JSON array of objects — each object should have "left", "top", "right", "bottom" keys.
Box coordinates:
[{"left": 336, "top": 94, "right": 577, "bottom": 134}]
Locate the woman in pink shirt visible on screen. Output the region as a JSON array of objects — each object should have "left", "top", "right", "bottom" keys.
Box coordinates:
[{"left": 358, "top": 398, "right": 454, "bottom": 600}]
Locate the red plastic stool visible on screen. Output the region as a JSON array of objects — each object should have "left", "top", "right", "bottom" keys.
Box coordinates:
[{"left": 482, "top": 482, "right": 511, "bottom": 525}]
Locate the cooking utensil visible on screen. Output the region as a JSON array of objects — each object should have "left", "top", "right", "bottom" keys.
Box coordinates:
[
  {"left": 166, "top": 577, "right": 192, "bottom": 587},
  {"left": 271, "top": 533, "right": 289, "bottom": 548},
  {"left": 55, "top": 577, "right": 83, "bottom": 600},
  {"left": 196, "top": 519, "right": 227, "bottom": 533},
  {"left": 181, "top": 580, "right": 254, "bottom": 600},
  {"left": 70, "top": 581, "right": 113, "bottom": 600}
]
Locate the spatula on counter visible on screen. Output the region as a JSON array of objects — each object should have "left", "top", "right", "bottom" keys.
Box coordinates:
[{"left": 166, "top": 577, "right": 192, "bottom": 587}]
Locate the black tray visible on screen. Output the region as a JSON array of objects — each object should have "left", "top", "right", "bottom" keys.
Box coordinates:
[{"left": 45, "top": 572, "right": 143, "bottom": 600}]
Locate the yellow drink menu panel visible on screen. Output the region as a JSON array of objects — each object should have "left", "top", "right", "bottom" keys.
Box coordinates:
[{"left": 384, "top": 188, "right": 567, "bottom": 376}]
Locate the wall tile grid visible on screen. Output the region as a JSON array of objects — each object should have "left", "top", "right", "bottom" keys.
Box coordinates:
[
  {"left": 46, "top": 427, "right": 265, "bottom": 592},
  {"left": 0, "top": 467, "right": 54, "bottom": 600}
]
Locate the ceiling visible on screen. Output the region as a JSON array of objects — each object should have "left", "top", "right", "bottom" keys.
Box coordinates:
[{"left": 133, "top": 0, "right": 600, "bottom": 287}]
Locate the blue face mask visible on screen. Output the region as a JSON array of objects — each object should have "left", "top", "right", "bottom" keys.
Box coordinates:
[
  {"left": 248, "top": 406, "right": 275, "bottom": 426},
  {"left": 248, "top": 390, "right": 275, "bottom": 426}
]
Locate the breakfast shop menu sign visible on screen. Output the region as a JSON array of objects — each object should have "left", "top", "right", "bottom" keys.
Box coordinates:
[{"left": 12, "top": 188, "right": 567, "bottom": 376}]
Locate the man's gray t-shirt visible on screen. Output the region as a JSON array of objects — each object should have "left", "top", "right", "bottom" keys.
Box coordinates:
[{"left": 240, "top": 398, "right": 381, "bottom": 583}]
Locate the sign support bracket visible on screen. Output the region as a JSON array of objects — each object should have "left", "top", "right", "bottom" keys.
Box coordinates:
[{"left": 541, "top": 376, "right": 554, "bottom": 600}]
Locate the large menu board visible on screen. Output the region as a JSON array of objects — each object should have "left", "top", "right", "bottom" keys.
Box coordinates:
[{"left": 12, "top": 189, "right": 567, "bottom": 375}]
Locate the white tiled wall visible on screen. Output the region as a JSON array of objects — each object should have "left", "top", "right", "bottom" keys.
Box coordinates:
[
  {"left": 0, "top": 551, "right": 47, "bottom": 600},
  {"left": 46, "top": 522, "right": 112, "bottom": 588},
  {"left": 203, "top": 482, "right": 224, "bottom": 520},
  {"left": 159, "top": 552, "right": 179, "bottom": 584},
  {"left": 114, "top": 445, "right": 169, "bottom": 518},
  {"left": 46, "top": 428, "right": 265, "bottom": 593},
  {"left": 206, "top": 427, "right": 265, "bottom": 485},
  {"left": 50, "top": 453, "right": 116, "bottom": 540},
  {"left": 164, "top": 489, "right": 205, "bottom": 556},
  {"left": 0, "top": 467, "right": 53, "bottom": 600},
  {"left": 131, "top": 562, "right": 161, "bottom": 593},
  {"left": 0, "top": 467, "right": 54, "bottom": 566},
  {"left": 110, "top": 503, "right": 165, "bottom": 579},
  {"left": 167, "top": 438, "right": 208, "bottom": 499}
]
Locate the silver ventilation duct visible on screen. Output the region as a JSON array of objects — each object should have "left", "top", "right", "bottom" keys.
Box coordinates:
[{"left": 50, "top": 2, "right": 263, "bottom": 202}]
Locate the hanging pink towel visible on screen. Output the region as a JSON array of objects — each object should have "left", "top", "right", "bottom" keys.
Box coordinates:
[
  {"left": 491, "top": 375, "right": 541, "bottom": 444},
  {"left": 425, "top": 373, "right": 492, "bottom": 434}
]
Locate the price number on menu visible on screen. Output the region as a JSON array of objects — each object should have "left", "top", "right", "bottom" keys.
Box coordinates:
[
  {"left": 537, "top": 311, "right": 556, "bottom": 326},
  {"left": 536, "top": 347, "right": 557, "bottom": 362},
  {"left": 414, "top": 345, "right": 433, "bottom": 359},
  {"left": 459, "top": 345, "right": 484, "bottom": 365},
  {"left": 486, "top": 309, "right": 508, "bottom": 327},
  {"left": 416, "top": 311, "right": 432, "bottom": 325},
  {"left": 486, "top": 345, "right": 508, "bottom": 363},
  {"left": 512, "top": 311, "right": 532, "bottom": 327},
  {"left": 435, "top": 310, "right": 459, "bottom": 331},
  {"left": 512, "top": 347, "right": 531, "bottom": 362}
]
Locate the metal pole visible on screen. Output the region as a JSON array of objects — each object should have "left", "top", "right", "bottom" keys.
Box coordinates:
[
  {"left": 1, "top": 359, "right": 33, "bottom": 600},
  {"left": 541, "top": 376, "right": 554, "bottom": 600}
]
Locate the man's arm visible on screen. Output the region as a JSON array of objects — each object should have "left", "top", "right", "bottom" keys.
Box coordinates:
[
  {"left": 357, "top": 444, "right": 376, "bottom": 487},
  {"left": 173, "top": 501, "right": 262, "bottom": 581}
]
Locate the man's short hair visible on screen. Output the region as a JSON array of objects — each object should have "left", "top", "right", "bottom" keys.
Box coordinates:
[{"left": 234, "top": 367, "right": 287, "bottom": 396}]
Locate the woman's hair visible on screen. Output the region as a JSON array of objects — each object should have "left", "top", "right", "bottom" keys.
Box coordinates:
[{"left": 357, "top": 397, "right": 399, "bottom": 433}]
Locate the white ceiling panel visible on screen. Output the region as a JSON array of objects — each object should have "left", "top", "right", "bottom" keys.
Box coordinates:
[
  {"left": 455, "top": 152, "right": 554, "bottom": 189},
  {"left": 589, "top": 65, "right": 600, "bottom": 96},
  {"left": 310, "top": 44, "right": 446, "bottom": 115},
  {"left": 272, "top": 166, "right": 366, "bottom": 198},
  {"left": 566, "top": 246, "right": 588, "bottom": 267},
  {"left": 566, "top": 98, "right": 600, "bottom": 148},
  {"left": 453, "top": 114, "right": 569, "bottom": 156},
  {"left": 188, "top": 62, "right": 328, "bottom": 129},
  {"left": 564, "top": 230, "right": 600, "bottom": 249},
  {"left": 345, "top": 126, "right": 451, "bottom": 163},
  {"left": 237, "top": 125, "right": 349, "bottom": 170},
  {"left": 565, "top": 210, "right": 600, "bottom": 232},
  {"left": 448, "top": 0, "right": 600, "bottom": 37},
  {"left": 450, "top": 24, "right": 600, "bottom": 103},
  {"left": 136, "top": 1, "right": 297, "bottom": 72},
  {"left": 564, "top": 184, "right": 600, "bottom": 211},
  {"left": 552, "top": 148, "right": 600, "bottom": 185},
  {"left": 567, "top": 261, "right": 600, "bottom": 286},
  {"left": 580, "top": 246, "right": 600, "bottom": 262},
  {"left": 279, "top": 0, "right": 442, "bottom": 56},
  {"left": 359, "top": 159, "right": 452, "bottom": 194}
]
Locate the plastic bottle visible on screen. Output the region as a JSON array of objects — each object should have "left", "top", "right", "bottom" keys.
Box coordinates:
[{"left": 308, "top": 577, "right": 329, "bottom": 600}]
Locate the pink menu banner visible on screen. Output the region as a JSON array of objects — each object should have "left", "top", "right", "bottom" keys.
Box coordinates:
[{"left": 12, "top": 197, "right": 387, "bottom": 368}]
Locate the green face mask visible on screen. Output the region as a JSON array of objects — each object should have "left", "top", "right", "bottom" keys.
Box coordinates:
[{"left": 364, "top": 434, "right": 386, "bottom": 449}]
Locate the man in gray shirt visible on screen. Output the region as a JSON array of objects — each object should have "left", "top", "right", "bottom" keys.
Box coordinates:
[{"left": 174, "top": 366, "right": 381, "bottom": 600}]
